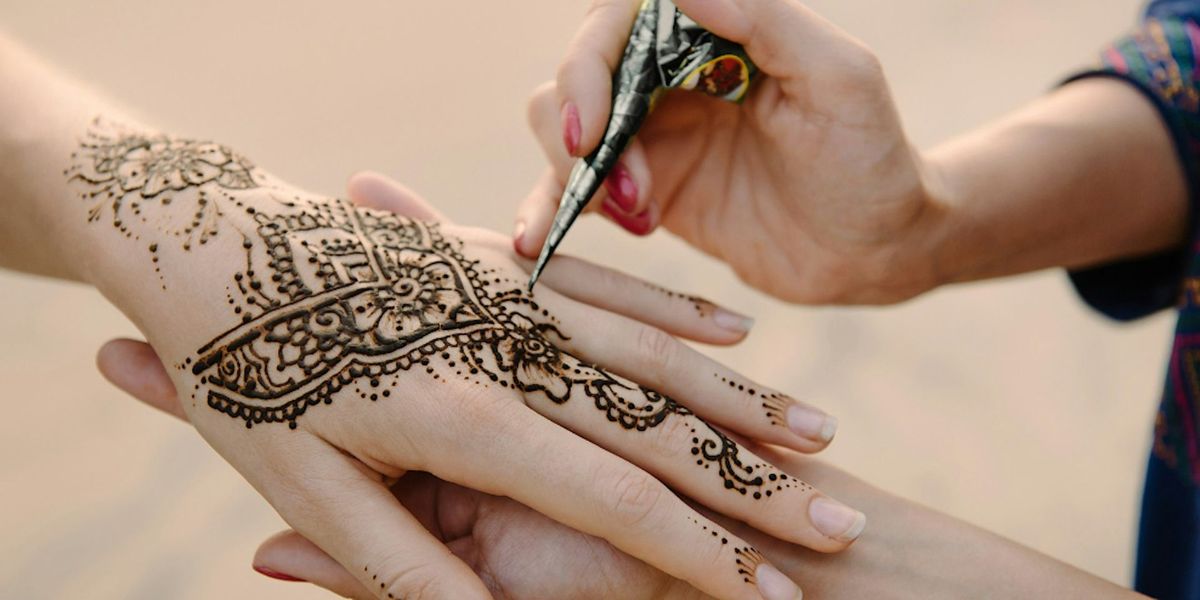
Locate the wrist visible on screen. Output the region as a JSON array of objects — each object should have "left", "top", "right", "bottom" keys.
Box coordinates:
[
  {"left": 851, "top": 148, "right": 956, "bottom": 304},
  {"left": 915, "top": 146, "right": 973, "bottom": 290}
]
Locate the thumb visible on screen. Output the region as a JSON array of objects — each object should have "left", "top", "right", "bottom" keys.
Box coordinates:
[
  {"left": 254, "top": 530, "right": 375, "bottom": 599},
  {"left": 96, "top": 338, "right": 189, "bottom": 422},
  {"left": 674, "top": 0, "right": 880, "bottom": 87}
]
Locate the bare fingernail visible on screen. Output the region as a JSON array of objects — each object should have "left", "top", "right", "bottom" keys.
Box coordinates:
[
  {"left": 809, "top": 496, "right": 866, "bottom": 542},
  {"left": 786, "top": 405, "right": 836, "bottom": 443},
  {"left": 253, "top": 565, "right": 306, "bottom": 583},
  {"left": 713, "top": 307, "right": 754, "bottom": 334},
  {"left": 604, "top": 162, "right": 638, "bottom": 212},
  {"left": 562, "top": 102, "right": 581, "bottom": 156},
  {"left": 755, "top": 563, "right": 803, "bottom": 600}
]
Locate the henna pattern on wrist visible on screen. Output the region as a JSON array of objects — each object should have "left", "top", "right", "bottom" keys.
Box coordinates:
[{"left": 67, "top": 119, "right": 802, "bottom": 505}]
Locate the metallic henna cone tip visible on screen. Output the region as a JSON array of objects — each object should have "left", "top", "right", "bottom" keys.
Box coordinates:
[
  {"left": 528, "top": 171, "right": 590, "bottom": 290},
  {"left": 528, "top": 0, "right": 757, "bottom": 291}
]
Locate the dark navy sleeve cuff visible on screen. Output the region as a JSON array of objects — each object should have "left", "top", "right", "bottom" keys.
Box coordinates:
[{"left": 1060, "top": 19, "right": 1200, "bottom": 321}]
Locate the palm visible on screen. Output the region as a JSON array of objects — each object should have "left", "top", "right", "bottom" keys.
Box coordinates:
[{"left": 639, "top": 76, "right": 929, "bottom": 303}]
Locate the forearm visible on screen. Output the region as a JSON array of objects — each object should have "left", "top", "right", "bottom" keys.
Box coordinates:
[
  {"left": 0, "top": 33, "right": 296, "bottom": 344},
  {"left": 0, "top": 33, "right": 128, "bottom": 282},
  {"left": 923, "top": 77, "right": 1188, "bottom": 285}
]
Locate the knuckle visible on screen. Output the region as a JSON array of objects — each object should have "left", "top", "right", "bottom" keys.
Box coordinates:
[
  {"left": 555, "top": 54, "right": 590, "bottom": 88},
  {"left": 582, "top": 0, "right": 629, "bottom": 28},
  {"left": 635, "top": 325, "right": 676, "bottom": 373},
  {"left": 602, "top": 467, "right": 666, "bottom": 528},
  {"left": 592, "top": 263, "right": 626, "bottom": 296},
  {"left": 374, "top": 552, "right": 468, "bottom": 600},
  {"left": 447, "top": 386, "right": 515, "bottom": 432},
  {"left": 525, "top": 81, "right": 558, "bottom": 128},
  {"left": 646, "top": 412, "right": 692, "bottom": 460},
  {"left": 379, "top": 560, "right": 443, "bottom": 600},
  {"left": 835, "top": 43, "right": 885, "bottom": 87}
]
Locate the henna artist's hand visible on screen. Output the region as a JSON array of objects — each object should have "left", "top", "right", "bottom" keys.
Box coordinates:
[
  {"left": 72, "top": 118, "right": 859, "bottom": 600},
  {"left": 516, "top": 0, "right": 941, "bottom": 304}
]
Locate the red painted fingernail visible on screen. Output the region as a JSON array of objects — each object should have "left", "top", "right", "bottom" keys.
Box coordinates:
[
  {"left": 562, "top": 102, "right": 581, "bottom": 156},
  {"left": 604, "top": 163, "right": 638, "bottom": 213},
  {"left": 254, "top": 565, "right": 306, "bottom": 583},
  {"left": 602, "top": 199, "right": 655, "bottom": 236}
]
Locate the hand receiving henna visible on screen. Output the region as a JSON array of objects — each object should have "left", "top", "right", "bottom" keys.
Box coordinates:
[{"left": 72, "top": 119, "right": 860, "bottom": 600}]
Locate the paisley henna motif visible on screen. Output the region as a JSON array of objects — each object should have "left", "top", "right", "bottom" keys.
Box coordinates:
[{"left": 68, "top": 119, "right": 805, "bottom": 504}]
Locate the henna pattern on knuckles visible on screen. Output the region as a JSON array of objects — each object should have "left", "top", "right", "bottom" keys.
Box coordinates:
[{"left": 67, "top": 119, "right": 796, "bottom": 503}]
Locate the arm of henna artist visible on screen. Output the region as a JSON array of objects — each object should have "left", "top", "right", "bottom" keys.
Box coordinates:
[{"left": 923, "top": 77, "right": 1188, "bottom": 285}]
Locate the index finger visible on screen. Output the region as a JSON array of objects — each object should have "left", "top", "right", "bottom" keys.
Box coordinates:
[{"left": 557, "top": 0, "right": 641, "bottom": 156}]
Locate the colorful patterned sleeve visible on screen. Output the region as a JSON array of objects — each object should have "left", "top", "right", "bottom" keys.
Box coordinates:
[{"left": 1065, "top": 6, "right": 1200, "bottom": 321}]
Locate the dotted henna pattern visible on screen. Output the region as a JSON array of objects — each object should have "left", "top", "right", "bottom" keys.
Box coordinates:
[
  {"left": 734, "top": 546, "right": 767, "bottom": 584},
  {"left": 715, "top": 372, "right": 793, "bottom": 429},
  {"left": 67, "top": 120, "right": 801, "bottom": 539}
]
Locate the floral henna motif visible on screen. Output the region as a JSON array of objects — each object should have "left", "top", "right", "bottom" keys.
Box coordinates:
[
  {"left": 68, "top": 119, "right": 795, "bottom": 503},
  {"left": 66, "top": 117, "right": 257, "bottom": 250}
]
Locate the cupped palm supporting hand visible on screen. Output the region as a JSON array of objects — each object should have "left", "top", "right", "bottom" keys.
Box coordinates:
[
  {"left": 515, "top": 0, "right": 944, "bottom": 304},
  {"left": 83, "top": 152, "right": 860, "bottom": 600}
]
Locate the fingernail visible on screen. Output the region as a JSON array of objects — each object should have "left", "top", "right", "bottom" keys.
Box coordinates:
[
  {"left": 604, "top": 162, "right": 638, "bottom": 212},
  {"left": 562, "top": 102, "right": 581, "bottom": 156},
  {"left": 809, "top": 496, "right": 867, "bottom": 543},
  {"left": 602, "top": 198, "right": 655, "bottom": 236},
  {"left": 713, "top": 307, "right": 754, "bottom": 334},
  {"left": 786, "top": 405, "right": 837, "bottom": 443},
  {"left": 253, "top": 565, "right": 306, "bottom": 583},
  {"left": 755, "top": 563, "right": 803, "bottom": 600}
]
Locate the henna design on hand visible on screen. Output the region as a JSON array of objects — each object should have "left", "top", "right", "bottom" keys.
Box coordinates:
[
  {"left": 67, "top": 118, "right": 800, "bottom": 507},
  {"left": 66, "top": 117, "right": 256, "bottom": 248},
  {"left": 641, "top": 280, "right": 716, "bottom": 318},
  {"left": 715, "top": 372, "right": 794, "bottom": 429},
  {"left": 734, "top": 546, "right": 767, "bottom": 585}
]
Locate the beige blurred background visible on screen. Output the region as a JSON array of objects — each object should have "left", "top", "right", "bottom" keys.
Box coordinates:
[{"left": 0, "top": 0, "right": 1170, "bottom": 598}]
